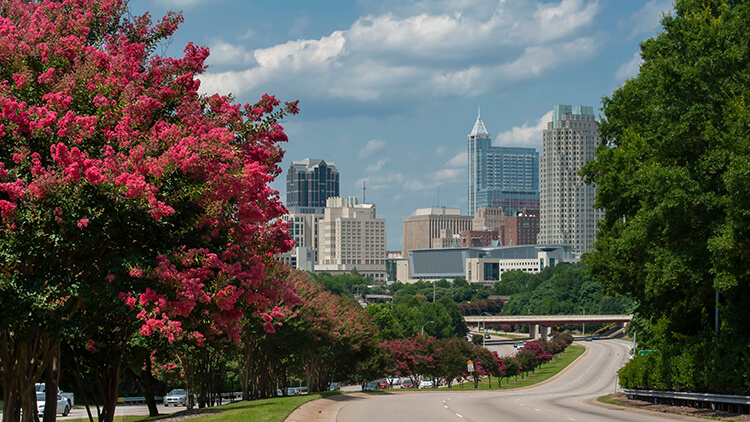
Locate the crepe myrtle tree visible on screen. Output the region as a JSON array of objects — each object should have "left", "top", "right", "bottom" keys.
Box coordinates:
[{"left": 0, "top": 1, "right": 299, "bottom": 421}]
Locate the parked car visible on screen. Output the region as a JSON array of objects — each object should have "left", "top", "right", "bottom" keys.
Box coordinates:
[
  {"left": 514, "top": 342, "right": 525, "bottom": 350},
  {"left": 35, "top": 383, "right": 74, "bottom": 406},
  {"left": 419, "top": 378, "right": 434, "bottom": 389},
  {"left": 36, "top": 392, "right": 71, "bottom": 417},
  {"left": 164, "top": 389, "right": 189, "bottom": 406},
  {"left": 329, "top": 382, "right": 341, "bottom": 391},
  {"left": 363, "top": 381, "right": 380, "bottom": 391},
  {"left": 276, "top": 387, "right": 301, "bottom": 396},
  {"left": 400, "top": 379, "right": 414, "bottom": 389},
  {"left": 386, "top": 376, "right": 401, "bottom": 386},
  {"left": 484, "top": 333, "right": 491, "bottom": 339}
]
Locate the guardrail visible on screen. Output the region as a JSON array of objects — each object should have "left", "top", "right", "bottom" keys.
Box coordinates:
[
  {"left": 624, "top": 389, "right": 750, "bottom": 414},
  {"left": 117, "top": 392, "right": 242, "bottom": 405},
  {"left": 117, "top": 396, "right": 163, "bottom": 405}
]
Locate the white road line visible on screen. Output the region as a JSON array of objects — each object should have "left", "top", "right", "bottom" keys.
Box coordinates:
[{"left": 456, "top": 413, "right": 463, "bottom": 418}]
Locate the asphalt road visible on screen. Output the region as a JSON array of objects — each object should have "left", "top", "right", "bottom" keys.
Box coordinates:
[{"left": 336, "top": 340, "right": 703, "bottom": 422}]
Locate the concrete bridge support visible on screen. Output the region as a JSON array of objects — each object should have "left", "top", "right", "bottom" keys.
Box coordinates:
[
  {"left": 529, "top": 324, "right": 538, "bottom": 339},
  {"left": 541, "top": 326, "right": 551, "bottom": 341}
]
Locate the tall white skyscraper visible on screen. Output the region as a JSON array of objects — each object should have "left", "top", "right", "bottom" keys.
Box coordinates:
[{"left": 539, "top": 105, "right": 603, "bottom": 253}]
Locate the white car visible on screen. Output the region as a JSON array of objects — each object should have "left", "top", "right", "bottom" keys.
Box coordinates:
[
  {"left": 163, "top": 389, "right": 189, "bottom": 406},
  {"left": 36, "top": 392, "right": 71, "bottom": 417},
  {"left": 419, "top": 378, "right": 434, "bottom": 389}
]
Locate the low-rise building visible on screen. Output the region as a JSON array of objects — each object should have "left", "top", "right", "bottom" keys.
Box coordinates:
[{"left": 399, "top": 244, "right": 576, "bottom": 285}]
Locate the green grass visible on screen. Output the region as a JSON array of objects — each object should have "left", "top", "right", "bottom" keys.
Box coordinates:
[
  {"left": 443, "top": 344, "right": 586, "bottom": 391},
  {"left": 597, "top": 393, "right": 625, "bottom": 406},
  {"left": 63, "top": 392, "right": 341, "bottom": 422}
]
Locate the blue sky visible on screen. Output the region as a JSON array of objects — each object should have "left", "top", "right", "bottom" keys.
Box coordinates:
[{"left": 130, "top": 0, "right": 672, "bottom": 251}]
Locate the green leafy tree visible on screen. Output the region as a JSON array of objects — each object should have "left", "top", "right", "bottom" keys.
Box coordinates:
[{"left": 581, "top": 0, "right": 750, "bottom": 393}]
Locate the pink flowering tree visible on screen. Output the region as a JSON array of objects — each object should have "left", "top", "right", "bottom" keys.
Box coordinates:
[
  {"left": 289, "top": 271, "right": 378, "bottom": 393},
  {"left": 381, "top": 334, "right": 435, "bottom": 389},
  {"left": 0, "top": 1, "right": 298, "bottom": 421}
]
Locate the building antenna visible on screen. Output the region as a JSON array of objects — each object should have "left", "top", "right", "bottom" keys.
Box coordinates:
[
  {"left": 362, "top": 181, "right": 366, "bottom": 204},
  {"left": 437, "top": 186, "right": 440, "bottom": 208}
]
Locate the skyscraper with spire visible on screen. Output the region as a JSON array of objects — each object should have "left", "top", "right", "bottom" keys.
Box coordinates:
[{"left": 467, "top": 109, "right": 539, "bottom": 216}]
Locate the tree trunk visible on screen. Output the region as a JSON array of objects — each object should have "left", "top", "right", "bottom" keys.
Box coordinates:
[
  {"left": 72, "top": 354, "right": 97, "bottom": 422},
  {"left": 127, "top": 359, "right": 159, "bottom": 417},
  {"left": 97, "top": 357, "right": 122, "bottom": 422},
  {"left": 43, "top": 340, "right": 61, "bottom": 422},
  {"left": 1, "top": 329, "right": 51, "bottom": 422}
]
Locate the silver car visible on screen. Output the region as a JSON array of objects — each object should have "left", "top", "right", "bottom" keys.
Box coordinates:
[
  {"left": 163, "top": 389, "right": 188, "bottom": 406},
  {"left": 36, "top": 392, "right": 71, "bottom": 417}
]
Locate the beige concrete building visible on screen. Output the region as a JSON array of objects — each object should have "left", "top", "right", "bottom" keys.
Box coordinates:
[
  {"left": 316, "top": 197, "right": 386, "bottom": 280},
  {"left": 402, "top": 208, "right": 473, "bottom": 256},
  {"left": 472, "top": 206, "right": 505, "bottom": 231},
  {"left": 539, "top": 105, "right": 604, "bottom": 253},
  {"left": 465, "top": 257, "right": 542, "bottom": 286},
  {"left": 281, "top": 212, "right": 324, "bottom": 261}
]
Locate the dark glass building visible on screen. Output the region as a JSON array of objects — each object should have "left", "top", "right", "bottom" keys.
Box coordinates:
[{"left": 286, "top": 159, "right": 339, "bottom": 214}]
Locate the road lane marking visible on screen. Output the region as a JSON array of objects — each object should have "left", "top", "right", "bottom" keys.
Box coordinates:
[{"left": 456, "top": 413, "right": 463, "bottom": 418}]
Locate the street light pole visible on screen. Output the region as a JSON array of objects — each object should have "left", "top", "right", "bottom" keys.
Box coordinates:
[
  {"left": 421, "top": 320, "right": 435, "bottom": 336},
  {"left": 579, "top": 305, "right": 585, "bottom": 336}
]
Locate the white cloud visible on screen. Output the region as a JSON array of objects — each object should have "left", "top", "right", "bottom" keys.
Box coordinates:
[
  {"left": 495, "top": 110, "right": 553, "bottom": 149},
  {"left": 621, "top": 0, "right": 673, "bottom": 39},
  {"left": 533, "top": 0, "right": 600, "bottom": 43},
  {"left": 446, "top": 151, "right": 467, "bottom": 168},
  {"left": 198, "top": 1, "right": 603, "bottom": 103},
  {"left": 359, "top": 139, "right": 387, "bottom": 159},
  {"left": 365, "top": 158, "right": 390, "bottom": 172},
  {"left": 404, "top": 179, "right": 440, "bottom": 191},
  {"left": 154, "top": 0, "right": 205, "bottom": 8},
  {"left": 432, "top": 168, "right": 464, "bottom": 181},
  {"left": 615, "top": 51, "right": 643, "bottom": 82},
  {"left": 435, "top": 146, "right": 447, "bottom": 156},
  {"left": 206, "top": 40, "right": 254, "bottom": 67},
  {"left": 355, "top": 173, "right": 406, "bottom": 191}
]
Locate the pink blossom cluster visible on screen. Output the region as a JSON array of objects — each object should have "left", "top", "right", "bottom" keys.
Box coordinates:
[{"left": 0, "top": 0, "right": 300, "bottom": 349}]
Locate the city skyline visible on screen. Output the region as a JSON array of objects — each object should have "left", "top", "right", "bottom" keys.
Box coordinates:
[{"left": 130, "top": 0, "right": 673, "bottom": 250}]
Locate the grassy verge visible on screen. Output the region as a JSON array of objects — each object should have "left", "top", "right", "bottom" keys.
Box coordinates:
[
  {"left": 597, "top": 393, "right": 625, "bottom": 406},
  {"left": 63, "top": 392, "right": 341, "bottom": 422},
  {"left": 443, "top": 344, "right": 586, "bottom": 391}
]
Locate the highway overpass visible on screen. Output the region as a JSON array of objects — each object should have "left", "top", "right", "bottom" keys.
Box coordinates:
[{"left": 464, "top": 314, "right": 632, "bottom": 340}]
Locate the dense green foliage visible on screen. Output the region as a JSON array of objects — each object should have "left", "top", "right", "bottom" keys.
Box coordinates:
[
  {"left": 496, "top": 263, "right": 634, "bottom": 316},
  {"left": 581, "top": 0, "right": 750, "bottom": 394}
]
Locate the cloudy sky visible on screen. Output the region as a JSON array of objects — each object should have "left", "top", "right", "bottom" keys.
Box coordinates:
[{"left": 131, "top": 0, "right": 671, "bottom": 251}]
